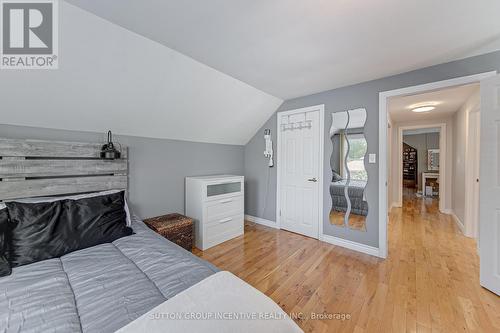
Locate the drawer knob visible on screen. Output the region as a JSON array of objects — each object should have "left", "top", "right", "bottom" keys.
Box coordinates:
[
  {"left": 219, "top": 199, "right": 233, "bottom": 203},
  {"left": 219, "top": 217, "right": 233, "bottom": 223}
]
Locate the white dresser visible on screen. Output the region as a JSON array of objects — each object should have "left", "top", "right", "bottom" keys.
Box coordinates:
[{"left": 185, "top": 175, "right": 244, "bottom": 250}]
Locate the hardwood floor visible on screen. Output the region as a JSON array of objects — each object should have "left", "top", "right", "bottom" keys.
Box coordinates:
[
  {"left": 194, "top": 194, "right": 500, "bottom": 332},
  {"left": 329, "top": 210, "right": 367, "bottom": 231}
]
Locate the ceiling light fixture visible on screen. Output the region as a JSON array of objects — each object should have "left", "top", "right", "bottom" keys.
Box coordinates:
[{"left": 412, "top": 106, "right": 435, "bottom": 113}]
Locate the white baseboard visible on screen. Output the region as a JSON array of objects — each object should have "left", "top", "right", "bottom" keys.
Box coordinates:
[
  {"left": 450, "top": 212, "right": 465, "bottom": 234},
  {"left": 440, "top": 208, "right": 453, "bottom": 215},
  {"left": 246, "top": 216, "right": 381, "bottom": 257},
  {"left": 244, "top": 214, "right": 279, "bottom": 229},
  {"left": 320, "top": 234, "right": 380, "bottom": 258}
]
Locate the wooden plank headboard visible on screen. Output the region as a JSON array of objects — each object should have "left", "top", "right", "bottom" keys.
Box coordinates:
[{"left": 0, "top": 138, "right": 128, "bottom": 201}]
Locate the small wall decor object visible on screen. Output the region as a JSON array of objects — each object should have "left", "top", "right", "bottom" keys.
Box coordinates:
[
  {"left": 263, "top": 129, "right": 274, "bottom": 167},
  {"left": 100, "top": 131, "right": 121, "bottom": 160}
]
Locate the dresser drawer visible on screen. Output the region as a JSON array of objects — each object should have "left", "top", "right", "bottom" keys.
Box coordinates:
[
  {"left": 205, "top": 214, "right": 244, "bottom": 246},
  {"left": 205, "top": 195, "right": 243, "bottom": 223},
  {"left": 205, "top": 181, "right": 243, "bottom": 200}
]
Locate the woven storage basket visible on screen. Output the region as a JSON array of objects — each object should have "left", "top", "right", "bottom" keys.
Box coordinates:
[{"left": 144, "top": 213, "right": 194, "bottom": 251}]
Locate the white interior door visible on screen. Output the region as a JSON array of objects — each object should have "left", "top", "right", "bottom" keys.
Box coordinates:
[
  {"left": 278, "top": 106, "right": 323, "bottom": 239},
  {"left": 479, "top": 74, "right": 500, "bottom": 295}
]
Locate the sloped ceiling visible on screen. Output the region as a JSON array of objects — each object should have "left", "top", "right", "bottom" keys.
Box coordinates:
[
  {"left": 0, "top": 2, "right": 282, "bottom": 145},
  {"left": 66, "top": 0, "right": 500, "bottom": 99}
]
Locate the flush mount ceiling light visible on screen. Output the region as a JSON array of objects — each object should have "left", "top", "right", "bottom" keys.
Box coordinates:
[
  {"left": 412, "top": 106, "right": 436, "bottom": 113},
  {"left": 407, "top": 101, "right": 440, "bottom": 113}
]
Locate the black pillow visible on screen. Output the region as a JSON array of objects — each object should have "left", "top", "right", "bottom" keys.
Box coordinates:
[
  {"left": 6, "top": 191, "right": 133, "bottom": 267},
  {"left": 332, "top": 170, "right": 343, "bottom": 182},
  {"left": 0, "top": 208, "right": 12, "bottom": 276}
]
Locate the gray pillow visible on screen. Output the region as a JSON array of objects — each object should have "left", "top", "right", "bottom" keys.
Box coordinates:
[{"left": 332, "top": 171, "right": 343, "bottom": 182}]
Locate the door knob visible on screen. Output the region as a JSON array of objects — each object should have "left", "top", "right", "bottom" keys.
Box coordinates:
[{"left": 307, "top": 177, "right": 318, "bottom": 182}]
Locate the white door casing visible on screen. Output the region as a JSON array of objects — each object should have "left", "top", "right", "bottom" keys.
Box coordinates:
[
  {"left": 277, "top": 105, "right": 324, "bottom": 239},
  {"left": 465, "top": 109, "right": 481, "bottom": 239},
  {"left": 396, "top": 123, "right": 446, "bottom": 212},
  {"left": 378, "top": 71, "right": 497, "bottom": 259},
  {"left": 479, "top": 74, "right": 500, "bottom": 296}
]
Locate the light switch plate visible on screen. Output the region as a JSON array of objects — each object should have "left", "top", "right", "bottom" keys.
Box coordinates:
[{"left": 369, "top": 153, "right": 376, "bottom": 164}]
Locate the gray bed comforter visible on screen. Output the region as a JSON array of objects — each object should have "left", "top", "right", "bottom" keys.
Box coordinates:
[
  {"left": 0, "top": 216, "right": 218, "bottom": 333},
  {"left": 330, "top": 179, "right": 368, "bottom": 216}
]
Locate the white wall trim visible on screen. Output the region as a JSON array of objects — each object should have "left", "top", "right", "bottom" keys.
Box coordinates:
[
  {"left": 397, "top": 122, "right": 447, "bottom": 213},
  {"left": 451, "top": 211, "right": 465, "bottom": 234},
  {"left": 245, "top": 214, "right": 280, "bottom": 229},
  {"left": 276, "top": 104, "right": 325, "bottom": 239},
  {"left": 378, "top": 71, "right": 497, "bottom": 259},
  {"left": 247, "top": 213, "right": 381, "bottom": 257},
  {"left": 464, "top": 102, "right": 481, "bottom": 238},
  {"left": 320, "top": 234, "right": 380, "bottom": 257}
]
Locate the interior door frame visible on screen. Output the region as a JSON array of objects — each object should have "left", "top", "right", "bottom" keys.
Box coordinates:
[
  {"left": 397, "top": 123, "right": 447, "bottom": 212},
  {"left": 378, "top": 71, "right": 497, "bottom": 259},
  {"left": 464, "top": 105, "right": 481, "bottom": 239},
  {"left": 276, "top": 104, "right": 325, "bottom": 239}
]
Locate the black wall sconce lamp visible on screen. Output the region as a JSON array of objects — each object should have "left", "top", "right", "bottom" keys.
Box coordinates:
[{"left": 100, "top": 130, "right": 121, "bottom": 160}]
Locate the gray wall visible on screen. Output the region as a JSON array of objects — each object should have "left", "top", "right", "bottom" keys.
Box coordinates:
[
  {"left": 0, "top": 124, "right": 244, "bottom": 219},
  {"left": 403, "top": 132, "right": 440, "bottom": 187},
  {"left": 244, "top": 50, "right": 500, "bottom": 248}
]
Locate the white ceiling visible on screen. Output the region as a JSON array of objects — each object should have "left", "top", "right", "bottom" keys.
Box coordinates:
[
  {"left": 0, "top": 2, "right": 282, "bottom": 145},
  {"left": 66, "top": 0, "right": 500, "bottom": 99},
  {"left": 388, "top": 83, "right": 479, "bottom": 123}
]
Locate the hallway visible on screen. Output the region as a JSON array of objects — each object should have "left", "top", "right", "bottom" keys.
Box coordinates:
[{"left": 389, "top": 192, "right": 500, "bottom": 332}]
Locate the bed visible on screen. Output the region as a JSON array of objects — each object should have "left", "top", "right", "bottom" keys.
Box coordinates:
[
  {"left": 330, "top": 179, "right": 368, "bottom": 216},
  {"left": 0, "top": 215, "right": 218, "bottom": 332},
  {"left": 0, "top": 138, "right": 302, "bottom": 333}
]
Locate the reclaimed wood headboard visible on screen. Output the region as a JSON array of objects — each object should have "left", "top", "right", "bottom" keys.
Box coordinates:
[{"left": 0, "top": 138, "right": 128, "bottom": 201}]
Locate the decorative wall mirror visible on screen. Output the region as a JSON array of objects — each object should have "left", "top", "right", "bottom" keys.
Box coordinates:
[
  {"left": 427, "top": 149, "right": 440, "bottom": 171},
  {"left": 329, "top": 108, "right": 368, "bottom": 231}
]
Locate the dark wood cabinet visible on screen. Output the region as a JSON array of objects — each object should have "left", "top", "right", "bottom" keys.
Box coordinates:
[{"left": 403, "top": 143, "right": 418, "bottom": 188}]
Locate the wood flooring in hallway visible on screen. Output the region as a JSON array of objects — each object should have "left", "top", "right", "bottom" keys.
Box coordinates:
[{"left": 194, "top": 194, "right": 500, "bottom": 332}]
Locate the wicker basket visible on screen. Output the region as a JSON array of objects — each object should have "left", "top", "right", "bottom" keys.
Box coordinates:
[{"left": 143, "top": 213, "right": 194, "bottom": 252}]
